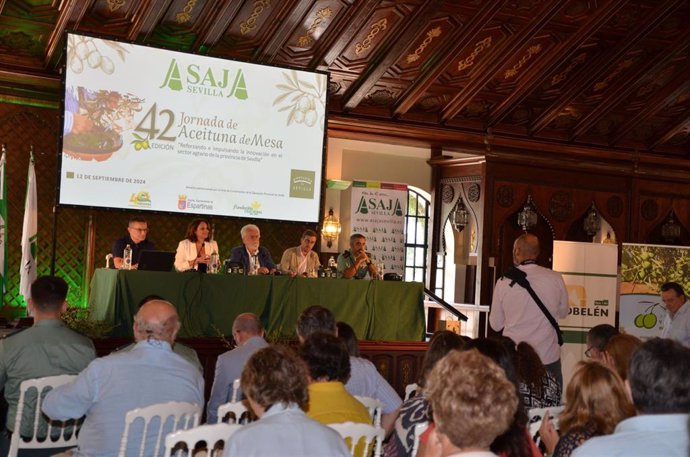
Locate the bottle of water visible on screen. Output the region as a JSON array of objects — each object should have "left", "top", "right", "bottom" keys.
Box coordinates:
[
  {"left": 328, "top": 256, "right": 337, "bottom": 277},
  {"left": 209, "top": 251, "right": 219, "bottom": 273},
  {"left": 123, "top": 244, "right": 132, "bottom": 270}
]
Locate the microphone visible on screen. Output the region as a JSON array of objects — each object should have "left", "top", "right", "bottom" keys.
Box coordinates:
[{"left": 197, "top": 242, "right": 207, "bottom": 273}]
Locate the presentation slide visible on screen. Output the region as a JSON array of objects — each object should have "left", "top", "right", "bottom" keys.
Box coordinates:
[{"left": 58, "top": 33, "right": 326, "bottom": 223}]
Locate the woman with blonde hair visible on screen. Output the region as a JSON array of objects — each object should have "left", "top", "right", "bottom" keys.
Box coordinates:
[
  {"left": 601, "top": 333, "right": 642, "bottom": 381},
  {"left": 539, "top": 360, "right": 635, "bottom": 457}
]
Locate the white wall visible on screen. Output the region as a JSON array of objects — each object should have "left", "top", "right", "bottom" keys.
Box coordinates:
[{"left": 323, "top": 138, "right": 431, "bottom": 252}]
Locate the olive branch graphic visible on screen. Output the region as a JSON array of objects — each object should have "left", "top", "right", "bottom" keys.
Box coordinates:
[{"left": 273, "top": 71, "right": 326, "bottom": 128}]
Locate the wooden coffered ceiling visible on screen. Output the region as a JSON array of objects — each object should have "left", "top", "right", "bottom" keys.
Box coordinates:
[{"left": 0, "top": 0, "right": 688, "bottom": 158}]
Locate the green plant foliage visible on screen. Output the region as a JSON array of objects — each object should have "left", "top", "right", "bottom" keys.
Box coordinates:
[
  {"left": 621, "top": 245, "right": 690, "bottom": 293},
  {"left": 61, "top": 307, "right": 116, "bottom": 339}
]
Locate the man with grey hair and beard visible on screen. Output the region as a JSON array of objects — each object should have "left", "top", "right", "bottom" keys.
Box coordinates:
[
  {"left": 229, "top": 224, "right": 276, "bottom": 274},
  {"left": 43, "top": 300, "right": 204, "bottom": 457}
]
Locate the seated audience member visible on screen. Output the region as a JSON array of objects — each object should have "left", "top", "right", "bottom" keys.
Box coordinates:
[
  {"left": 384, "top": 330, "right": 465, "bottom": 457},
  {"left": 174, "top": 218, "right": 219, "bottom": 272},
  {"left": 660, "top": 282, "right": 690, "bottom": 347},
  {"left": 0, "top": 276, "right": 96, "bottom": 456},
  {"left": 224, "top": 345, "right": 349, "bottom": 457},
  {"left": 229, "top": 224, "right": 276, "bottom": 275},
  {"left": 464, "top": 338, "right": 541, "bottom": 457},
  {"left": 299, "top": 332, "right": 370, "bottom": 425},
  {"left": 515, "top": 341, "right": 561, "bottom": 410},
  {"left": 207, "top": 313, "right": 268, "bottom": 423},
  {"left": 43, "top": 299, "right": 204, "bottom": 457},
  {"left": 337, "top": 233, "right": 378, "bottom": 279},
  {"left": 280, "top": 229, "right": 321, "bottom": 277},
  {"left": 296, "top": 307, "right": 402, "bottom": 434},
  {"left": 601, "top": 333, "right": 642, "bottom": 382},
  {"left": 424, "top": 350, "right": 519, "bottom": 457},
  {"left": 114, "top": 294, "right": 202, "bottom": 372},
  {"left": 573, "top": 338, "right": 690, "bottom": 456},
  {"left": 112, "top": 216, "right": 156, "bottom": 269},
  {"left": 584, "top": 324, "right": 619, "bottom": 361},
  {"left": 539, "top": 361, "right": 634, "bottom": 457}
]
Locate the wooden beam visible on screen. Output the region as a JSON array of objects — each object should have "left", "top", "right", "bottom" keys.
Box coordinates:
[
  {"left": 649, "top": 112, "right": 690, "bottom": 151},
  {"left": 570, "top": 31, "right": 690, "bottom": 141},
  {"left": 258, "top": 0, "right": 314, "bottom": 64},
  {"left": 192, "top": 0, "right": 247, "bottom": 51},
  {"left": 341, "top": 0, "right": 446, "bottom": 111},
  {"left": 130, "top": 0, "right": 175, "bottom": 42},
  {"left": 440, "top": 0, "right": 567, "bottom": 123},
  {"left": 529, "top": 0, "right": 685, "bottom": 135},
  {"left": 309, "top": 0, "right": 380, "bottom": 69},
  {"left": 610, "top": 69, "right": 690, "bottom": 146},
  {"left": 488, "top": 0, "right": 629, "bottom": 127},
  {"left": 45, "top": 0, "right": 93, "bottom": 66},
  {"left": 392, "top": 0, "right": 508, "bottom": 117}
]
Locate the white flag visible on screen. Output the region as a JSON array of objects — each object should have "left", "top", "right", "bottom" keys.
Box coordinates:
[
  {"left": 19, "top": 151, "right": 37, "bottom": 303},
  {"left": 0, "top": 146, "right": 7, "bottom": 294}
]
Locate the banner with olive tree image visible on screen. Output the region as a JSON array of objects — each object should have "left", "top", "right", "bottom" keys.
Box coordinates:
[{"left": 619, "top": 243, "right": 690, "bottom": 339}]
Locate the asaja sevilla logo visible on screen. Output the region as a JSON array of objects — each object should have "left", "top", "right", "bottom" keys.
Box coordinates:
[
  {"left": 159, "top": 58, "right": 248, "bottom": 99},
  {"left": 356, "top": 196, "right": 403, "bottom": 216},
  {"left": 178, "top": 195, "right": 188, "bottom": 210}
]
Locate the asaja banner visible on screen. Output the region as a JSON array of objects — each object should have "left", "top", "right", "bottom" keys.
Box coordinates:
[
  {"left": 350, "top": 181, "right": 407, "bottom": 276},
  {"left": 620, "top": 243, "right": 690, "bottom": 339}
]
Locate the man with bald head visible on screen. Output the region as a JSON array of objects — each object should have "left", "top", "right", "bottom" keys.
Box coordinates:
[
  {"left": 490, "top": 233, "right": 569, "bottom": 387},
  {"left": 207, "top": 312, "right": 268, "bottom": 423},
  {"left": 43, "top": 300, "right": 204, "bottom": 456}
]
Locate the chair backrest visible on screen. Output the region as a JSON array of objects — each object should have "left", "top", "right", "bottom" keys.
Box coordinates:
[
  {"left": 411, "top": 421, "right": 428, "bottom": 457},
  {"left": 404, "top": 383, "right": 419, "bottom": 401},
  {"left": 354, "top": 395, "right": 383, "bottom": 428},
  {"left": 528, "top": 405, "right": 565, "bottom": 445},
  {"left": 216, "top": 401, "right": 252, "bottom": 425},
  {"left": 230, "top": 378, "right": 241, "bottom": 403},
  {"left": 118, "top": 401, "right": 201, "bottom": 457},
  {"left": 9, "top": 374, "right": 80, "bottom": 457},
  {"left": 328, "top": 422, "right": 385, "bottom": 457},
  {"left": 164, "top": 423, "right": 242, "bottom": 457}
]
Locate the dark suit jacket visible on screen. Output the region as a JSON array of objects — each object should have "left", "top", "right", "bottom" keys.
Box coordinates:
[{"left": 229, "top": 245, "right": 276, "bottom": 272}]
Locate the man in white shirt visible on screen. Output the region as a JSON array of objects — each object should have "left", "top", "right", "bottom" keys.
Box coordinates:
[
  {"left": 573, "top": 338, "right": 690, "bottom": 457},
  {"left": 659, "top": 282, "right": 690, "bottom": 347},
  {"left": 490, "top": 233, "right": 569, "bottom": 387}
]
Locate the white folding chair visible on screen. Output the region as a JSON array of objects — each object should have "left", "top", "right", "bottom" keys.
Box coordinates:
[
  {"left": 9, "top": 374, "right": 80, "bottom": 457},
  {"left": 354, "top": 395, "right": 383, "bottom": 427},
  {"left": 230, "top": 378, "right": 240, "bottom": 402},
  {"left": 164, "top": 423, "right": 242, "bottom": 457},
  {"left": 118, "top": 401, "right": 201, "bottom": 457},
  {"left": 404, "top": 382, "right": 419, "bottom": 401},
  {"left": 328, "top": 422, "right": 385, "bottom": 457},
  {"left": 216, "top": 401, "right": 252, "bottom": 424},
  {"left": 411, "top": 421, "right": 428, "bottom": 457},
  {"left": 528, "top": 405, "right": 565, "bottom": 445}
]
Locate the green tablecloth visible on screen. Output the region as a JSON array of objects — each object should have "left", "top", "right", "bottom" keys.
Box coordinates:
[{"left": 88, "top": 269, "right": 425, "bottom": 341}]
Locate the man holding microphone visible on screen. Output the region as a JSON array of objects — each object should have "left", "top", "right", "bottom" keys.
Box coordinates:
[{"left": 337, "top": 233, "right": 378, "bottom": 279}]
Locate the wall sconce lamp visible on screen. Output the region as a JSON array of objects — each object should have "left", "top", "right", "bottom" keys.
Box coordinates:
[
  {"left": 661, "top": 212, "right": 681, "bottom": 244},
  {"left": 517, "top": 196, "right": 538, "bottom": 231},
  {"left": 583, "top": 204, "right": 601, "bottom": 238},
  {"left": 451, "top": 197, "right": 469, "bottom": 231},
  {"left": 321, "top": 208, "right": 341, "bottom": 248}
]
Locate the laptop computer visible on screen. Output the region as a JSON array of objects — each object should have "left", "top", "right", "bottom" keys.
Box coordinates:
[{"left": 137, "top": 250, "right": 175, "bottom": 272}]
